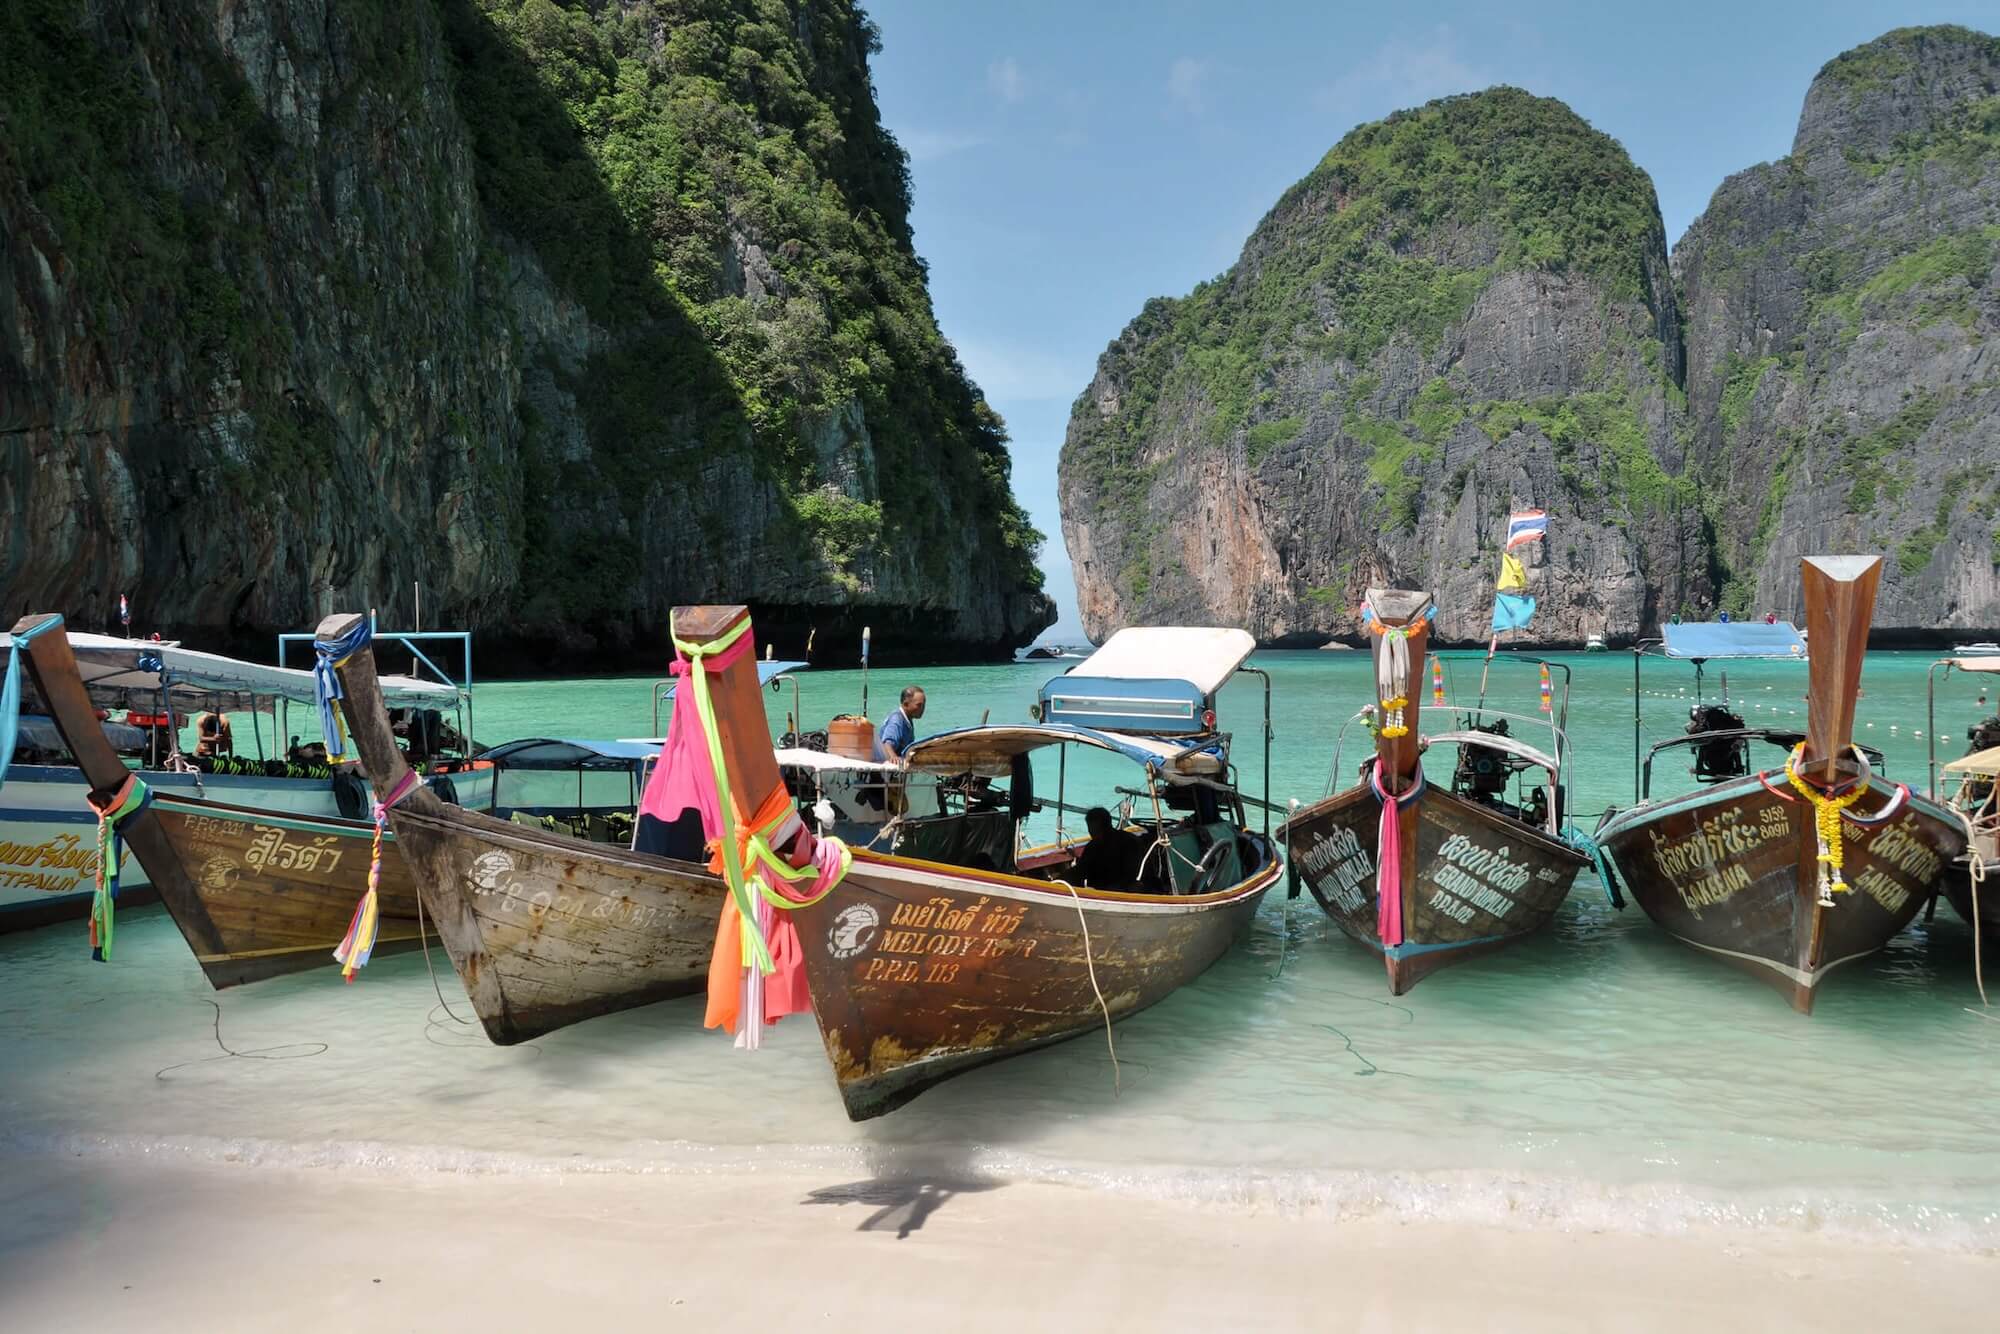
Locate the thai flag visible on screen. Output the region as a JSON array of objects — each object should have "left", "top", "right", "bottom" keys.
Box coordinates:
[{"left": 1505, "top": 510, "right": 1548, "bottom": 550}]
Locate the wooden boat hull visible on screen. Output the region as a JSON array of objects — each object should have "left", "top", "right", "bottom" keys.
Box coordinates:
[
  {"left": 792, "top": 846, "right": 1279, "bottom": 1120},
  {"left": 1940, "top": 865, "right": 1997, "bottom": 941},
  {"left": 1280, "top": 785, "right": 1586, "bottom": 993},
  {"left": 147, "top": 793, "right": 426, "bottom": 987},
  {"left": 1596, "top": 775, "right": 1963, "bottom": 1011},
  {"left": 372, "top": 801, "right": 726, "bottom": 1043}
]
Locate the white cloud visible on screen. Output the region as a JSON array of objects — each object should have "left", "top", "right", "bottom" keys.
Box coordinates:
[
  {"left": 896, "top": 127, "right": 987, "bottom": 163},
  {"left": 1314, "top": 25, "right": 1491, "bottom": 119},
  {"left": 1167, "top": 57, "right": 1210, "bottom": 115},
  {"left": 988, "top": 56, "right": 1026, "bottom": 104}
]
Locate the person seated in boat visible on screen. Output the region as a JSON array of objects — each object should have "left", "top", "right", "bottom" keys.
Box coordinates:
[
  {"left": 195, "top": 709, "right": 233, "bottom": 758},
  {"left": 1069, "top": 807, "right": 1148, "bottom": 891}
]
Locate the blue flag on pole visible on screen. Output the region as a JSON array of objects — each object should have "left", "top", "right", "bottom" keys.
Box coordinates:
[{"left": 1491, "top": 592, "right": 1537, "bottom": 632}]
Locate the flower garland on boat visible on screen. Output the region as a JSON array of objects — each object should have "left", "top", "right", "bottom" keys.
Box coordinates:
[
  {"left": 1359, "top": 600, "right": 1436, "bottom": 739},
  {"left": 1759, "top": 743, "right": 1911, "bottom": 907}
]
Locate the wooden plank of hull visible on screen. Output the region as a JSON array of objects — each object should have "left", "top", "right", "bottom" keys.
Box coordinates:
[
  {"left": 322, "top": 611, "right": 730, "bottom": 1044},
  {"left": 791, "top": 850, "right": 1278, "bottom": 1120},
  {"left": 147, "top": 793, "right": 427, "bottom": 988},
  {"left": 1596, "top": 777, "right": 1962, "bottom": 1011},
  {"left": 1279, "top": 786, "right": 1586, "bottom": 993}
]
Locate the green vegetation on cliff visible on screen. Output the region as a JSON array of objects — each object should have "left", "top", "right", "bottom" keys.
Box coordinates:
[{"left": 450, "top": 0, "right": 1042, "bottom": 596}]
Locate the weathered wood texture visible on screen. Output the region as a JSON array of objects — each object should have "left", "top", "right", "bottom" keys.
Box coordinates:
[
  {"left": 149, "top": 794, "right": 424, "bottom": 986},
  {"left": 1280, "top": 784, "right": 1585, "bottom": 993},
  {"left": 1597, "top": 777, "right": 1962, "bottom": 1010},
  {"left": 790, "top": 848, "right": 1278, "bottom": 1119},
  {"left": 323, "top": 611, "right": 729, "bottom": 1043}
]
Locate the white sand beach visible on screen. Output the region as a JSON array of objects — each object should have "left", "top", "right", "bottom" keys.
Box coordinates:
[{"left": 2, "top": 1153, "right": 1993, "bottom": 1333}]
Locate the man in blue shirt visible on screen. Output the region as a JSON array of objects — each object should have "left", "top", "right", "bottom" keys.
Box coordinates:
[{"left": 874, "top": 685, "right": 925, "bottom": 765}]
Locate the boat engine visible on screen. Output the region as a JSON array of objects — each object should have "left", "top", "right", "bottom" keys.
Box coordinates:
[
  {"left": 1687, "top": 703, "right": 1748, "bottom": 782},
  {"left": 1451, "top": 719, "right": 1517, "bottom": 808}
]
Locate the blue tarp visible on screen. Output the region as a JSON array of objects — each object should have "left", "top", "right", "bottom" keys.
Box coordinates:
[{"left": 1659, "top": 621, "right": 1807, "bottom": 659}]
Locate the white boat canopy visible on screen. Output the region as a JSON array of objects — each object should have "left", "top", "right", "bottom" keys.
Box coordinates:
[
  {"left": 14, "top": 631, "right": 464, "bottom": 713},
  {"left": 1944, "top": 745, "right": 2000, "bottom": 777},
  {"left": 1942, "top": 657, "right": 2000, "bottom": 674},
  {"left": 1065, "top": 627, "right": 1257, "bottom": 696},
  {"left": 903, "top": 723, "right": 1226, "bottom": 781}
]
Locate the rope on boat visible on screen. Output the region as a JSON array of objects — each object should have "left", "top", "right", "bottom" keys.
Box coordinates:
[
  {"left": 1562, "top": 825, "right": 1624, "bottom": 910},
  {"left": 1050, "top": 875, "right": 1119, "bottom": 1096},
  {"left": 311, "top": 618, "right": 373, "bottom": 763},
  {"left": 333, "top": 767, "right": 422, "bottom": 981},
  {"left": 85, "top": 773, "right": 152, "bottom": 961},
  {"left": 1946, "top": 803, "right": 1989, "bottom": 1007},
  {"left": 412, "top": 875, "right": 476, "bottom": 1028}
]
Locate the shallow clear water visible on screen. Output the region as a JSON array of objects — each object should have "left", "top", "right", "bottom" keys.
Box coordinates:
[{"left": 3, "top": 650, "right": 1996, "bottom": 1246}]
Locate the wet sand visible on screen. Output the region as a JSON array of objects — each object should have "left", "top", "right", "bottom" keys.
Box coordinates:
[{"left": 2, "top": 1153, "right": 1992, "bottom": 1332}]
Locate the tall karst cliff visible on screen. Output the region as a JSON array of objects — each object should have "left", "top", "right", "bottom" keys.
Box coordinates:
[
  {"left": 0, "top": 0, "right": 1051, "bottom": 665},
  {"left": 1060, "top": 89, "right": 1695, "bottom": 646},
  {"left": 1678, "top": 26, "right": 2000, "bottom": 633},
  {"left": 1062, "top": 27, "right": 2000, "bottom": 645}
]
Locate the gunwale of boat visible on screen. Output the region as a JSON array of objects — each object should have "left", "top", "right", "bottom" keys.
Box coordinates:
[
  {"left": 384, "top": 796, "right": 718, "bottom": 881},
  {"left": 1596, "top": 770, "right": 1962, "bottom": 844},
  {"left": 846, "top": 843, "right": 1277, "bottom": 912}
]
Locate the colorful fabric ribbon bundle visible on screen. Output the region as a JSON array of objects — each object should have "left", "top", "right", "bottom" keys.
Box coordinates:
[
  {"left": 661, "top": 613, "right": 852, "bottom": 1050},
  {"left": 1367, "top": 758, "right": 1425, "bottom": 947},
  {"left": 334, "top": 767, "right": 423, "bottom": 981},
  {"left": 86, "top": 773, "right": 153, "bottom": 961},
  {"left": 311, "top": 619, "right": 373, "bottom": 763}
]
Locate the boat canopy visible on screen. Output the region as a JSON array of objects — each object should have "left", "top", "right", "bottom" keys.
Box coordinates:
[
  {"left": 1941, "top": 657, "right": 2000, "bottom": 674},
  {"left": 1422, "top": 729, "right": 1559, "bottom": 775},
  {"left": 0, "top": 630, "right": 462, "bottom": 713},
  {"left": 904, "top": 722, "right": 1226, "bottom": 782},
  {"left": 477, "top": 738, "right": 659, "bottom": 771},
  {"left": 660, "top": 659, "right": 806, "bottom": 699},
  {"left": 1656, "top": 622, "right": 1807, "bottom": 660},
  {"left": 1944, "top": 745, "right": 2000, "bottom": 777},
  {"left": 774, "top": 747, "right": 894, "bottom": 773},
  {"left": 1039, "top": 627, "right": 1256, "bottom": 735}
]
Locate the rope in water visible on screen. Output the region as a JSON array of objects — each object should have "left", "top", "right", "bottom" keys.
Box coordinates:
[{"left": 85, "top": 773, "right": 152, "bottom": 961}]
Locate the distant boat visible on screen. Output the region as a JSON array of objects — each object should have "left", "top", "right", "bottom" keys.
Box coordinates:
[
  {"left": 1585, "top": 632, "right": 1607, "bottom": 652},
  {"left": 1953, "top": 641, "right": 2000, "bottom": 657}
]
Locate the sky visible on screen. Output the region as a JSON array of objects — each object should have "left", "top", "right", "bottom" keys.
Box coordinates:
[{"left": 862, "top": 1, "right": 1998, "bottom": 644}]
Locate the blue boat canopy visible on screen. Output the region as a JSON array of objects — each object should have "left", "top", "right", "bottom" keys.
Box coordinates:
[
  {"left": 904, "top": 722, "right": 1227, "bottom": 782},
  {"left": 1038, "top": 627, "right": 1255, "bottom": 736},
  {"left": 1658, "top": 622, "right": 1807, "bottom": 660},
  {"left": 476, "top": 737, "right": 661, "bottom": 770}
]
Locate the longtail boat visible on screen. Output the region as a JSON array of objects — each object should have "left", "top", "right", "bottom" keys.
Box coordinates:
[
  {"left": 745, "top": 628, "right": 1283, "bottom": 1119},
  {"left": 321, "top": 609, "right": 766, "bottom": 1043},
  {"left": 1277, "top": 589, "right": 1587, "bottom": 994},
  {"left": 5, "top": 614, "right": 469, "bottom": 983},
  {"left": 1595, "top": 556, "right": 1964, "bottom": 1012}
]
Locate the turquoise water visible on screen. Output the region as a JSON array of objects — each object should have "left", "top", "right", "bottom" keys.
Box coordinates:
[{"left": 3, "top": 650, "right": 1996, "bottom": 1245}]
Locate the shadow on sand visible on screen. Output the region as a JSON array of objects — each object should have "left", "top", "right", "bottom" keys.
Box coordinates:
[{"left": 800, "top": 1176, "right": 1003, "bottom": 1239}]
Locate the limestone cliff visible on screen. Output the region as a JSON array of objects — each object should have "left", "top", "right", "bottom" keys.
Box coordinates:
[
  {"left": 1062, "top": 28, "right": 2000, "bottom": 647},
  {"left": 1676, "top": 26, "right": 2000, "bottom": 636},
  {"left": 0, "top": 0, "right": 1051, "bottom": 667},
  {"left": 1060, "top": 89, "right": 1696, "bottom": 647}
]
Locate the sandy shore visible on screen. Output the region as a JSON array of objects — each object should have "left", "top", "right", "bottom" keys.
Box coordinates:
[{"left": 1, "top": 1154, "right": 1992, "bottom": 1332}]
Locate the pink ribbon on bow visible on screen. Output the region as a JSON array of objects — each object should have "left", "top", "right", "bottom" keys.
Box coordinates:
[{"left": 1368, "top": 759, "right": 1425, "bottom": 948}]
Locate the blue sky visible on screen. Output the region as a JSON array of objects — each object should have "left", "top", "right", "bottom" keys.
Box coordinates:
[{"left": 862, "top": 1, "right": 1996, "bottom": 642}]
